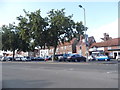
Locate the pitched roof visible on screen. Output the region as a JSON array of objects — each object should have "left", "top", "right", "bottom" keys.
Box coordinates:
[
  {"left": 90, "top": 38, "right": 120, "bottom": 48},
  {"left": 58, "top": 38, "right": 77, "bottom": 46},
  {"left": 76, "top": 40, "right": 85, "bottom": 46},
  {"left": 76, "top": 36, "right": 96, "bottom": 46},
  {"left": 48, "top": 38, "right": 77, "bottom": 49}
]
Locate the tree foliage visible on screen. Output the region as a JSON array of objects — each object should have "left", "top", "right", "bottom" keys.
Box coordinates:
[
  {"left": 2, "top": 24, "right": 19, "bottom": 60},
  {"left": 74, "top": 21, "right": 85, "bottom": 41},
  {"left": 46, "top": 9, "right": 81, "bottom": 60},
  {"left": 1, "top": 8, "right": 86, "bottom": 61},
  {"left": 17, "top": 9, "right": 48, "bottom": 51}
]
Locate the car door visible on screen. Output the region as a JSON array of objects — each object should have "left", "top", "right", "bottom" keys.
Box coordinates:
[{"left": 71, "top": 55, "right": 76, "bottom": 62}]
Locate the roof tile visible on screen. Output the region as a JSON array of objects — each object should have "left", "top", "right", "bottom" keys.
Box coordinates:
[{"left": 91, "top": 38, "right": 120, "bottom": 47}]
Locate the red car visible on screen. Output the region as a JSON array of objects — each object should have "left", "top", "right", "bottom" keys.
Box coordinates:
[{"left": 44, "top": 56, "right": 52, "bottom": 61}]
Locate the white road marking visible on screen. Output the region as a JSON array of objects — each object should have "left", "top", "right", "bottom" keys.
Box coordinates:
[{"left": 107, "top": 71, "right": 118, "bottom": 74}]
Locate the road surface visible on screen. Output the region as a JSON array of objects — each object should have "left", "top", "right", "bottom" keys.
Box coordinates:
[{"left": 1, "top": 62, "right": 118, "bottom": 88}]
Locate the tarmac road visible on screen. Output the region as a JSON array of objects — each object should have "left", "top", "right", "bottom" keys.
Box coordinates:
[{"left": 1, "top": 62, "right": 118, "bottom": 88}]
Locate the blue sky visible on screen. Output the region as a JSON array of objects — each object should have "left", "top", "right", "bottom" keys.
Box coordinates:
[{"left": 0, "top": 1, "right": 118, "bottom": 41}]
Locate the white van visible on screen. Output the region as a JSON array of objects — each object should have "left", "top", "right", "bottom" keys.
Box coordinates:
[{"left": 113, "top": 51, "right": 120, "bottom": 61}]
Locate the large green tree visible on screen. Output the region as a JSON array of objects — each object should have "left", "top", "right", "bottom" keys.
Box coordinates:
[
  {"left": 74, "top": 21, "right": 86, "bottom": 41},
  {"left": 1, "top": 8, "right": 86, "bottom": 62},
  {"left": 17, "top": 9, "right": 48, "bottom": 51},
  {"left": 16, "top": 11, "right": 33, "bottom": 52},
  {"left": 47, "top": 9, "right": 76, "bottom": 61},
  {"left": 2, "top": 24, "right": 19, "bottom": 60}
]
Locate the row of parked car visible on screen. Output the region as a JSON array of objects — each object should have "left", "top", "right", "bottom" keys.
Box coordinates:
[
  {"left": 88, "top": 54, "right": 110, "bottom": 61},
  {"left": 55, "top": 54, "right": 86, "bottom": 62},
  {"left": 0, "top": 56, "right": 51, "bottom": 62},
  {"left": 0, "top": 53, "right": 111, "bottom": 62},
  {"left": 55, "top": 53, "right": 111, "bottom": 62}
]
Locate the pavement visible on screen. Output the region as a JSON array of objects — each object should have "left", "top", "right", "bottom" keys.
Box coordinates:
[{"left": 1, "top": 61, "right": 118, "bottom": 88}]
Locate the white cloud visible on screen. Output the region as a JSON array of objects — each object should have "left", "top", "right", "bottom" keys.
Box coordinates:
[{"left": 87, "top": 19, "right": 118, "bottom": 42}]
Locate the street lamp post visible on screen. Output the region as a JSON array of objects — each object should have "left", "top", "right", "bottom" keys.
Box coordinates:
[{"left": 79, "top": 5, "right": 88, "bottom": 62}]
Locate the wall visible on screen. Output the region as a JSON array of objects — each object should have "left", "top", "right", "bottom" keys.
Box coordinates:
[
  {"left": 48, "top": 44, "right": 73, "bottom": 56},
  {"left": 76, "top": 43, "right": 86, "bottom": 56}
]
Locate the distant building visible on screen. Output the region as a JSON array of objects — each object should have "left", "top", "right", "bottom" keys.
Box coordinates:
[
  {"left": 76, "top": 35, "right": 96, "bottom": 56},
  {"left": 101, "top": 33, "right": 112, "bottom": 41},
  {"left": 48, "top": 38, "right": 78, "bottom": 55},
  {"left": 89, "top": 38, "right": 120, "bottom": 59},
  {"left": 0, "top": 50, "right": 28, "bottom": 57},
  {"left": 33, "top": 35, "right": 96, "bottom": 57}
]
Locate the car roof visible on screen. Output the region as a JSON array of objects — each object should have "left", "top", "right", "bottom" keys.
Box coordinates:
[{"left": 71, "top": 53, "right": 79, "bottom": 55}]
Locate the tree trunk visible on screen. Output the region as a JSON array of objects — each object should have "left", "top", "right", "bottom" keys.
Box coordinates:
[
  {"left": 12, "top": 50, "right": 15, "bottom": 61},
  {"left": 52, "top": 45, "right": 57, "bottom": 62}
]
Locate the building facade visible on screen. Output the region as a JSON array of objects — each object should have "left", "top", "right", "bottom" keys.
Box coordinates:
[
  {"left": 48, "top": 38, "right": 78, "bottom": 55},
  {"left": 76, "top": 36, "right": 96, "bottom": 56},
  {"left": 89, "top": 38, "right": 120, "bottom": 59},
  {"left": 39, "top": 36, "right": 96, "bottom": 57},
  {"left": 0, "top": 50, "right": 28, "bottom": 57}
]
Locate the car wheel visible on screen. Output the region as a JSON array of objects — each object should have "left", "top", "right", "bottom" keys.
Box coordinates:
[
  {"left": 105, "top": 59, "right": 107, "bottom": 61},
  {"left": 75, "top": 59, "right": 77, "bottom": 62},
  {"left": 89, "top": 59, "right": 92, "bottom": 61},
  {"left": 107, "top": 59, "right": 110, "bottom": 61}
]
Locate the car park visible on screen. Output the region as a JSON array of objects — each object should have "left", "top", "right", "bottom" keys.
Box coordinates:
[{"left": 66, "top": 54, "right": 86, "bottom": 62}]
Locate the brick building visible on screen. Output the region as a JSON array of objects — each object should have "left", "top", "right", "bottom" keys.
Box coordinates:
[
  {"left": 32, "top": 35, "right": 96, "bottom": 57},
  {"left": 48, "top": 38, "right": 78, "bottom": 55},
  {"left": 76, "top": 35, "right": 96, "bottom": 56},
  {"left": 0, "top": 50, "right": 28, "bottom": 57},
  {"left": 89, "top": 38, "right": 120, "bottom": 59},
  {"left": 47, "top": 36, "right": 96, "bottom": 56}
]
